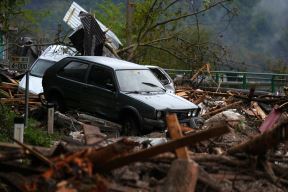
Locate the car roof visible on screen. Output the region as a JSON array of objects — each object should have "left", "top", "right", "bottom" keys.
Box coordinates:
[
  {"left": 144, "top": 65, "right": 159, "bottom": 68},
  {"left": 38, "top": 45, "right": 77, "bottom": 62},
  {"left": 66, "top": 56, "right": 149, "bottom": 70}
]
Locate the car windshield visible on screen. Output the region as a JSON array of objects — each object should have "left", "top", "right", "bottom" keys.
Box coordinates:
[
  {"left": 116, "top": 69, "right": 165, "bottom": 92},
  {"left": 30, "top": 59, "right": 56, "bottom": 77}
]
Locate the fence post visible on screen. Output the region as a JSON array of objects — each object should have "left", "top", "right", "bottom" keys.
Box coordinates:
[
  {"left": 271, "top": 75, "right": 275, "bottom": 93},
  {"left": 47, "top": 103, "right": 54, "bottom": 134},
  {"left": 215, "top": 72, "right": 219, "bottom": 83},
  {"left": 14, "top": 117, "right": 24, "bottom": 143},
  {"left": 242, "top": 74, "right": 247, "bottom": 89}
]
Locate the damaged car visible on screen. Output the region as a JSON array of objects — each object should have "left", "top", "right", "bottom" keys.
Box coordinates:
[
  {"left": 146, "top": 65, "right": 175, "bottom": 94},
  {"left": 42, "top": 56, "right": 200, "bottom": 135},
  {"left": 18, "top": 45, "right": 77, "bottom": 94}
]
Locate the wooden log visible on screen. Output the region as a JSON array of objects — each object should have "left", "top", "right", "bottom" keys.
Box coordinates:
[
  {"left": 78, "top": 113, "right": 121, "bottom": 135},
  {"left": 197, "top": 167, "right": 222, "bottom": 191},
  {"left": 82, "top": 124, "right": 106, "bottom": 145},
  {"left": 190, "top": 153, "right": 249, "bottom": 167},
  {"left": 193, "top": 94, "right": 206, "bottom": 105},
  {"left": 12, "top": 138, "right": 54, "bottom": 167},
  {"left": 166, "top": 114, "right": 198, "bottom": 192},
  {"left": 41, "top": 139, "right": 139, "bottom": 180},
  {"left": 227, "top": 114, "right": 288, "bottom": 155},
  {"left": 202, "top": 100, "right": 243, "bottom": 118},
  {"left": 100, "top": 123, "right": 230, "bottom": 171},
  {"left": 54, "top": 111, "right": 83, "bottom": 131},
  {"left": 159, "top": 159, "right": 198, "bottom": 192},
  {"left": 251, "top": 101, "right": 267, "bottom": 120},
  {"left": 166, "top": 113, "right": 190, "bottom": 159},
  {"left": 0, "top": 142, "right": 52, "bottom": 156}
]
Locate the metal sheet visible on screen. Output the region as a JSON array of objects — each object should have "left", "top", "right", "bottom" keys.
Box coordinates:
[{"left": 63, "top": 2, "right": 122, "bottom": 49}]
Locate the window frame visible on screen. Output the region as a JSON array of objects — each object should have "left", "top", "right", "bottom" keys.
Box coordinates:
[
  {"left": 57, "top": 60, "right": 90, "bottom": 83},
  {"left": 86, "top": 64, "right": 117, "bottom": 92}
]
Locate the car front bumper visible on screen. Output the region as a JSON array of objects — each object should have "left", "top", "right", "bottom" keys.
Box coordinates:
[
  {"left": 143, "top": 117, "right": 166, "bottom": 130},
  {"left": 142, "top": 116, "right": 201, "bottom": 131}
]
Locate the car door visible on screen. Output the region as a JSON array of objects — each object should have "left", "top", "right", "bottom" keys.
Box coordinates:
[
  {"left": 83, "top": 65, "right": 118, "bottom": 120},
  {"left": 57, "top": 61, "right": 89, "bottom": 108}
]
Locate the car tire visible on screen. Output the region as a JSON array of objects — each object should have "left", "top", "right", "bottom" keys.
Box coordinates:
[
  {"left": 121, "top": 116, "right": 140, "bottom": 136},
  {"left": 48, "top": 93, "right": 65, "bottom": 112}
]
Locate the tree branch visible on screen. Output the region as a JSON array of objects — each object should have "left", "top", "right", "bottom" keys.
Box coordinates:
[
  {"left": 141, "top": 44, "right": 190, "bottom": 65},
  {"left": 136, "top": 0, "right": 159, "bottom": 44},
  {"left": 144, "top": 0, "right": 229, "bottom": 37},
  {"left": 117, "top": 35, "right": 176, "bottom": 54}
]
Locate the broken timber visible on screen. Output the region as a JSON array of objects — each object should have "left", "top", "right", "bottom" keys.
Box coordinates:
[
  {"left": 100, "top": 123, "right": 230, "bottom": 171},
  {"left": 227, "top": 114, "right": 288, "bottom": 155},
  {"left": 161, "top": 113, "right": 198, "bottom": 192}
]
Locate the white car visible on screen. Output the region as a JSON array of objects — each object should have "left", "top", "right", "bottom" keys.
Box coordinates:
[
  {"left": 18, "top": 45, "right": 77, "bottom": 94},
  {"left": 145, "top": 65, "right": 175, "bottom": 94}
]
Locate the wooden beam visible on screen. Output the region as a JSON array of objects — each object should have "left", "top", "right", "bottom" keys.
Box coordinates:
[{"left": 100, "top": 123, "right": 230, "bottom": 171}]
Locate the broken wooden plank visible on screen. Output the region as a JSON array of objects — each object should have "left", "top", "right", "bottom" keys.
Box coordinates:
[
  {"left": 12, "top": 138, "right": 54, "bottom": 167},
  {"left": 202, "top": 100, "right": 243, "bottom": 118},
  {"left": 227, "top": 114, "right": 288, "bottom": 155},
  {"left": 82, "top": 124, "right": 106, "bottom": 145},
  {"left": 54, "top": 111, "right": 83, "bottom": 131},
  {"left": 159, "top": 159, "right": 198, "bottom": 192},
  {"left": 166, "top": 113, "right": 190, "bottom": 159},
  {"left": 101, "top": 123, "right": 230, "bottom": 171},
  {"left": 0, "top": 142, "right": 52, "bottom": 156},
  {"left": 251, "top": 101, "right": 267, "bottom": 120}
]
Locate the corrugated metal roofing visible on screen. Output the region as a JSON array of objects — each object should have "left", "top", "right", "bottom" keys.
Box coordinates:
[{"left": 63, "top": 2, "right": 122, "bottom": 49}]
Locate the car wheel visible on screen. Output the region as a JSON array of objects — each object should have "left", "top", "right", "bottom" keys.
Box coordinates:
[
  {"left": 121, "top": 116, "right": 140, "bottom": 136},
  {"left": 48, "top": 93, "right": 65, "bottom": 112}
]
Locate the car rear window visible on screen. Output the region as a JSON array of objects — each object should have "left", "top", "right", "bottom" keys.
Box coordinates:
[{"left": 30, "top": 59, "right": 56, "bottom": 77}]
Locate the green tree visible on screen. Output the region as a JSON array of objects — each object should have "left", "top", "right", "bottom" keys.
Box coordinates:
[{"left": 91, "top": 0, "right": 234, "bottom": 70}]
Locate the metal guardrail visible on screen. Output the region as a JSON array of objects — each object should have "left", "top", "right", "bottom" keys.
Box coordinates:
[{"left": 164, "top": 69, "right": 288, "bottom": 93}]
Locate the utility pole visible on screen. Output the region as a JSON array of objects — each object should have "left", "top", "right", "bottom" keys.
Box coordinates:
[{"left": 126, "top": 0, "right": 133, "bottom": 46}]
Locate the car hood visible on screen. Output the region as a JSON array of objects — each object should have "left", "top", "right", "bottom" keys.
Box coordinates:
[
  {"left": 127, "top": 92, "right": 198, "bottom": 110},
  {"left": 18, "top": 75, "right": 43, "bottom": 95}
]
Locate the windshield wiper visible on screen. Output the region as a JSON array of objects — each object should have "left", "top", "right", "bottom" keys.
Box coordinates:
[
  {"left": 141, "top": 82, "right": 166, "bottom": 92},
  {"left": 125, "top": 91, "right": 141, "bottom": 94}
]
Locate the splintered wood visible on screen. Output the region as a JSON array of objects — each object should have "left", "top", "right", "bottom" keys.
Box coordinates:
[
  {"left": 0, "top": 113, "right": 231, "bottom": 191},
  {"left": 0, "top": 81, "right": 41, "bottom": 111},
  {"left": 2, "top": 72, "right": 288, "bottom": 191}
]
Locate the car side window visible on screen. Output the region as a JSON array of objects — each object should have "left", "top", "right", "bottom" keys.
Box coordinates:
[
  {"left": 58, "top": 61, "right": 88, "bottom": 82},
  {"left": 87, "top": 66, "right": 115, "bottom": 91},
  {"left": 150, "top": 68, "right": 169, "bottom": 84}
]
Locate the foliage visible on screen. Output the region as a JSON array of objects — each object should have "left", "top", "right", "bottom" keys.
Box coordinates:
[
  {"left": 0, "top": 105, "right": 59, "bottom": 147},
  {"left": 93, "top": 0, "right": 125, "bottom": 43},
  {"left": 117, "top": 0, "right": 233, "bottom": 70},
  {"left": 0, "top": 0, "right": 49, "bottom": 42},
  {"left": 0, "top": 105, "right": 16, "bottom": 142},
  {"left": 24, "top": 118, "right": 58, "bottom": 147}
]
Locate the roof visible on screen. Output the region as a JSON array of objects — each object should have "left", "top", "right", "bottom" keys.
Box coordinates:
[
  {"left": 144, "top": 65, "right": 159, "bottom": 69},
  {"left": 63, "top": 2, "right": 122, "bottom": 49},
  {"left": 67, "top": 56, "right": 148, "bottom": 70},
  {"left": 39, "top": 45, "right": 77, "bottom": 62}
]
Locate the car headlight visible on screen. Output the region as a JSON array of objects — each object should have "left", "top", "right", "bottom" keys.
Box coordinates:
[
  {"left": 188, "top": 109, "right": 199, "bottom": 117},
  {"left": 193, "top": 110, "right": 198, "bottom": 117}
]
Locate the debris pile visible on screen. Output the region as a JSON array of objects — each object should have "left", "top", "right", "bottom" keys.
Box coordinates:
[
  {"left": 1, "top": 104, "right": 288, "bottom": 191},
  {"left": 1, "top": 69, "right": 288, "bottom": 191},
  {"left": 0, "top": 71, "right": 41, "bottom": 112}
]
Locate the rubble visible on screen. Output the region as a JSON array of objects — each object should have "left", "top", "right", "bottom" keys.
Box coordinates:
[{"left": 2, "top": 66, "right": 288, "bottom": 191}]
